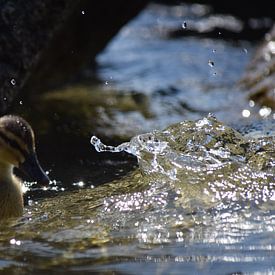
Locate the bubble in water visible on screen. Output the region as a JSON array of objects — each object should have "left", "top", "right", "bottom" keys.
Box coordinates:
[
  {"left": 105, "top": 81, "right": 109, "bottom": 85},
  {"left": 81, "top": 10, "right": 85, "bottom": 15},
  {"left": 243, "top": 48, "right": 248, "bottom": 54},
  {"left": 208, "top": 60, "right": 214, "bottom": 67},
  {"left": 10, "top": 78, "right": 16, "bottom": 85},
  {"left": 19, "top": 100, "right": 23, "bottom": 105}
]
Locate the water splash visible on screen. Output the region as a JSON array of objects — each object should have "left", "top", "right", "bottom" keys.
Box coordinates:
[
  {"left": 91, "top": 134, "right": 168, "bottom": 156},
  {"left": 0, "top": 120, "right": 273, "bottom": 274},
  {"left": 91, "top": 136, "right": 133, "bottom": 154},
  {"left": 91, "top": 133, "right": 174, "bottom": 178},
  {"left": 91, "top": 115, "right": 275, "bottom": 206},
  {"left": 89, "top": 113, "right": 275, "bottom": 255}
]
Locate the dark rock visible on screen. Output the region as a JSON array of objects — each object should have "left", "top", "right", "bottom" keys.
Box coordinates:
[
  {"left": 0, "top": 0, "right": 148, "bottom": 114},
  {"left": 0, "top": 1, "right": 75, "bottom": 114}
]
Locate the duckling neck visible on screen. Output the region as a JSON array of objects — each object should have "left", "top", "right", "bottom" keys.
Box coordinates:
[
  {"left": 0, "top": 162, "right": 13, "bottom": 182},
  {"left": 0, "top": 162, "right": 23, "bottom": 219}
]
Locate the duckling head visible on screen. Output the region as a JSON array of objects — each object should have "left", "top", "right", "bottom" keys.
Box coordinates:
[{"left": 0, "top": 115, "right": 50, "bottom": 185}]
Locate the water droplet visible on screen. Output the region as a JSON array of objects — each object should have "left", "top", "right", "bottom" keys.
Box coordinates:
[
  {"left": 249, "top": 100, "right": 255, "bottom": 107},
  {"left": 208, "top": 60, "right": 214, "bottom": 67},
  {"left": 105, "top": 81, "right": 109, "bottom": 85},
  {"left": 81, "top": 10, "right": 85, "bottom": 15},
  {"left": 10, "top": 239, "right": 16, "bottom": 245},
  {"left": 181, "top": 21, "right": 187, "bottom": 29},
  {"left": 73, "top": 181, "right": 85, "bottom": 187},
  {"left": 28, "top": 200, "right": 34, "bottom": 206},
  {"left": 243, "top": 48, "right": 248, "bottom": 54},
  {"left": 218, "top": 31, "right": 221, "bottom": 35},
  {"left": 19, "top": 100, "right": 23, "bottom": 105},
  {"left": 10, "top": 239, "right": 21, "bottom": 246},
  {"left": 3, "top": 97, "right": 7, "bottom": 101},
  {"left": 259, "top": 106, "right": 272, "bottom": 117},
  {"left": 10, "top": 78, "right": 16, "bottom": 85},
  {"left": 242, "top": 109, "right": 251, "bottom": 118},
  {"left": 212, "top": 49, "right": 216, "bottom": 53}
]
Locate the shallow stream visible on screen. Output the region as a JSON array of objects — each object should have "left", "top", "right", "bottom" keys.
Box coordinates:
[{"left": 1, "top": 3, "right": 275, "bottom": 274}]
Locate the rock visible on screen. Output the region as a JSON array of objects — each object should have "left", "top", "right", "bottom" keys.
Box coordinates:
[
  {"left": 15, "top": 84, "right": 153, "bottom": 143},
  {"left": 153, "top": 1, "right": 275, "bottom": 20},
  {"left": 0, "top": 0, "right": 148, "bottom": 114},
  {"left": 0, "top": 1, "right": 75, "bottom": 113},
  {"left": 240, "top": 24, "right": 275, "bottom": 108}
]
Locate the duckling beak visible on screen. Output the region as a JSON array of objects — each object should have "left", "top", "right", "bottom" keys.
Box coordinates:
[{"left": 19, "top": 153, "right": 50, "bottom": 186}]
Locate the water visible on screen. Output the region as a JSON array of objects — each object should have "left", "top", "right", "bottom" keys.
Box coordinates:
[
  {"left": 3, "top": 3, "right": 275, "bottom": 274},
  {"left": 1, "top": 115, "right": 274, "bottom": 274},
  {"left": 96, "top": 3, "right": 257, "bottom": 130}
]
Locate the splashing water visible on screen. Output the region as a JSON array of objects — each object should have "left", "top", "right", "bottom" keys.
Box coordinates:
[
  {"left": 88, "top": 115, "right": 275, "bottom": 256},
  {"left": 0, "top": 115, "right": 274, "bottom": 274},
  {"left": 91, "top": 114, "right": 275, "bottom": 210},
  {"left": 91, "top": 132, "right": 172, "bottom": 177}
]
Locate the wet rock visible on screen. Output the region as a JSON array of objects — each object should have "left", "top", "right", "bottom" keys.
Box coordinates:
[
  {"left": 15, "top": 84, "right": 153, "bottom": 143},
  {"left": 240, "top": 25, "right": 275, "bottom": 108},
  {"left": 169, "top": 24, "right": 272, "bottom": 42},
  {"left": 0, "top": 0, "right": 148, "bottom": 114},
  {"left": 154, "top": 1, "right": 275, "bottom": 20},
  {"left": 165, "top": 2, "right": 273, "bottom": 41}
]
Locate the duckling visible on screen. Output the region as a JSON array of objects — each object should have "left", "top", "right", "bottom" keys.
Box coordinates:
[{"left": 0, "top": 115, "right": 49, "bottom": 220}]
